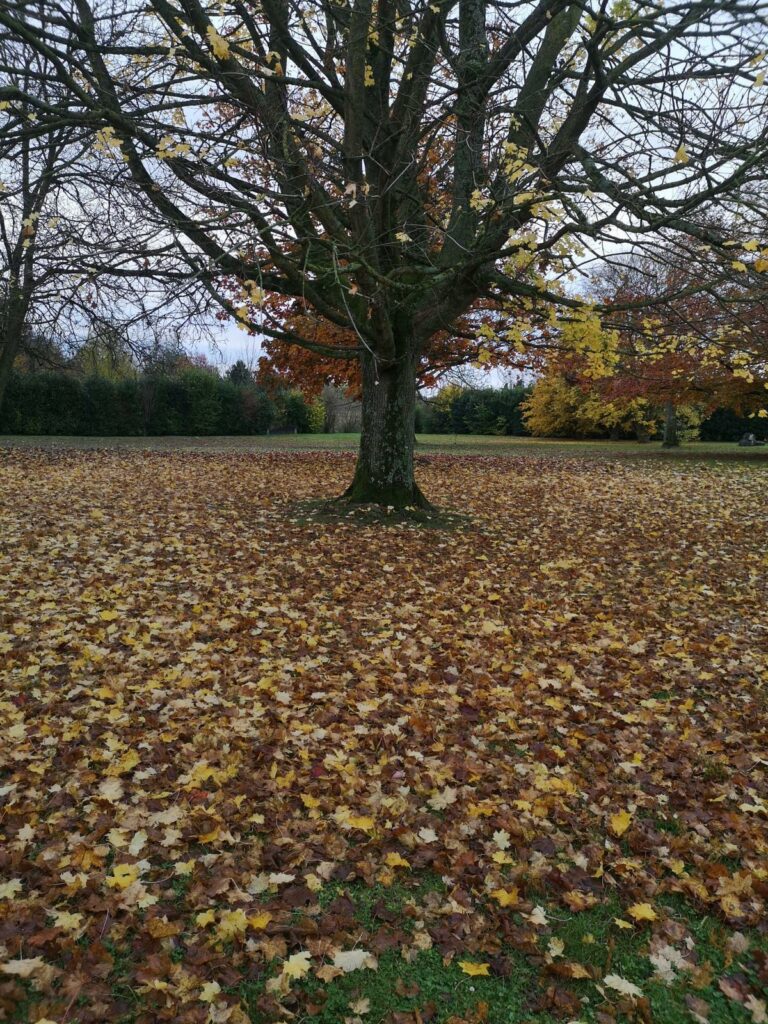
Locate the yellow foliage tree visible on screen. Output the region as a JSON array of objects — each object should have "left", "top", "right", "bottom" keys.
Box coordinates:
[{"left": 522, "top": 375, "right": 657, "bottom": 439}]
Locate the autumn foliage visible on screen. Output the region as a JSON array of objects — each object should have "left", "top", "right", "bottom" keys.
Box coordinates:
[
  {"left": 252, "top": 293, "right": 529, "bottom": 399},
  {"left": 589, "top": 264, "right": 768, "bottom": 419}
]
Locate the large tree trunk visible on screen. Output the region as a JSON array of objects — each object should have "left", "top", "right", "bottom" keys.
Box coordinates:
[{"left": 343, "top": 349, "right": 429, "bottom": 508}]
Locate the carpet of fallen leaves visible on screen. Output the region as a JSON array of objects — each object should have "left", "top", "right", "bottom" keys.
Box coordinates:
[{"left": 1, "top": 448, "right": 767, "bottom": 1024}]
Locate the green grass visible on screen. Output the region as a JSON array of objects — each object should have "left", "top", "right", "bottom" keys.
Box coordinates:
[
  {"left": 233, "top": 882, "right": 767, "bottom": 1024},
  {"left": 244, "top": 947, "right": 538, "bottom": 1024},
  {"left": 1, "top": 432, "right": 767, "bottom": 462},
  {"left": 15, "top": 882, "right": 761, "bottom": 1024}
]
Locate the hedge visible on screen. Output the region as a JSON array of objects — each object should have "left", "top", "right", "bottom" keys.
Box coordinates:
[{"left": 0, "top": 369, "right": 303, "bottom": 436}]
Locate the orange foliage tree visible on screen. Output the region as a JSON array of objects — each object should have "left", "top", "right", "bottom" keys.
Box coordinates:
[
  {"left": 249, "top": 292, "right": 535, "bottom": 399},
  {"left": 538, "top": 253, "right": 768, "bottom": 443}
]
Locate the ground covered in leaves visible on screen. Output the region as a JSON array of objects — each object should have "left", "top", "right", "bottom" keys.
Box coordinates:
[{"left": 1, "top": 448, "right": 766, "bottom": 1024}]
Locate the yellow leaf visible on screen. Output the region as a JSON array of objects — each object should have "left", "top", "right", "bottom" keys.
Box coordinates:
[
  {"left": 563, "top": 889, "right": 597, "bottom": 912},
  {"left": 347, "top": 814, "right": 375, "bottom": 831},
  {"left": 614, "top": 918, "right": 633, "bottom": 929},
  {"left": 0, "top": 957, "right": 45, "bottom": 978},
  {"left": 99, "top": 609, "right": 119, "bottom": 621},
  {"left": 217, "top": 908, "right": 248, "bottom": 940},
  {"left": 491, "top": 887, "right": 519, "bottom": 907},
  {"left": 206, "top": 25, "right": 230, "bottom": 59},
  {"left": 301, "top": 793, "right": 320, "bottom": 809},
  {"left": 50, "top": 909, "right": 83, "bottom": 932},
  {"left": 493, "top": 827, "right": 512, "bottom": 851},
  {"left": 566, "top": 962, "right": 592, "bottom": 978},
  {"left": 673, "top": 143, "right": 689, "bottom": 164},
  {"left": 106, "top": 864, "right": 139, "bottom": 890},
  {"left": 196, "top": 909, "right": 216, "bottom": 928},
  {"left": 105, "top": 750, "right": 139, "bottom": 776},
  {"left": 384, "top": 852, "right": 410, "bottom": 869},
  {"left": 459, "top": 960, "right": 490, "bottom": 977},
  {"left": 604, "top": 973, "right": 643, "bottom": 998},
  {"left": 732, "top": 261, "right": 748, "bottom": 273},
  {"left": 628, "top": 902, "right": 657, "bottom": 922},
  {"left": 0, "top": 879, "right": 22, "bottom": 900},
  {"left": 610, "top": 810, "right": 632, "bottom": 837},
  {"left": 248, "top": 911, "right": 272, "bottom": 930},
  {"left": 200, "top": 980, "right": 221, "bottom": 1002},
  {"left": 333, "top": 949, "right": 377, "bottom": 972},
  {"left": 548, "top": 937, "right": 565, "bottom": 958},
  {"left": 282, "top": 951, "right": 312, "bottom": 979},
  {"left": 147, "top": 916, "right": 181, "bottom": 939}
]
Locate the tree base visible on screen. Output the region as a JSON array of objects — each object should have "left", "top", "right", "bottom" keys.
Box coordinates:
[
  {"left": 341, "top": 476, "right": 433, "bottom": 511},
  {"left": 289, "top": 496, "right": 471, "bottom": 530}
]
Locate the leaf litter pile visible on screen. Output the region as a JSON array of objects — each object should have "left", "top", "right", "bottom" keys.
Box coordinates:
[{"left": 1, "top": 448, "right": 767, "bottom": 1024}]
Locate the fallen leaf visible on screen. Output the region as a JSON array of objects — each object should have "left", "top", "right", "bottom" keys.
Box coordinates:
[
  {"left": 604, "top": 973, "right": 643, "bottom": 998},
  {"left": 105, "top": 864, "right": 139, "bottom": 890},
  {"left": 610, "top": 810, "right": 632, "bottom": 837},
  {"left": 628, "top": 902, "right": 657, "bottom": 922},
  {"left": 1, "top": 957, "right": 45, "bottom": 978},
  {"left": 459, "top": 961, "right": 490, "bottom": 977},
  {"left": 200, "top": 980, "right": 221, "bottom": 1002},
  {"left": 282, "top": 951, "right": 312, "bottom": 979},
  {"left": 332, "top": 949, "right": 377, "bottom": 973}
]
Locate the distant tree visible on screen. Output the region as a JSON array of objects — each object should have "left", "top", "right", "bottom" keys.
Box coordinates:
[
  {"left": 522, "top": 373, "right": 658, "bottom": 440},
  {"left": 226, "top": 359, "right": 253, "bottom": 387},
  {"left": 588, "top": 250, "right": 768, "bottom": 430},
  {"left": 71, "top": 323, "right": 138, "bottom": 381},
  {"left": 0, "top": 15, "right": 217, "bottom": 414}
]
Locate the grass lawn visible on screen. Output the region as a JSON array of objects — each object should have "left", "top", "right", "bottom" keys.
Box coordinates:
[
  {"left": 1, "top": 432, "right": 768, "bottom": 461},
  {"left": 0, "top": 443, "right": 766, "bottom": 1024}
]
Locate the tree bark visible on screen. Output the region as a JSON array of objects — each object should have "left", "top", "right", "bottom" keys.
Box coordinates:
[
  {"left": 662, "top": 399, "right": 679, "bottom": 448},
  {"left": 343, "top": 348, "right": 429, "bottom": 508}
]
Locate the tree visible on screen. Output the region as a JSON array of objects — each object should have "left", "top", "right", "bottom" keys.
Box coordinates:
[
  {"left": 522, "top": 371, "right": 658, "bottom": 439},
  {"left": 249, "top": 292, "right": 517, "bottom": 400},
  {"left": 0, "top": 35, "right": 84, "bottom": 409},
  {"left": 226, "top": 359, "right": 253, "bottom": 386},
  {"left": 0, "top": 14, "right": 218, "bottom": 414},
  {"left": 582, "top": 249, "right": 768, "bottom": 441},
  {"left": 3, "top": 0, "right": 768, "bottom": 504}
]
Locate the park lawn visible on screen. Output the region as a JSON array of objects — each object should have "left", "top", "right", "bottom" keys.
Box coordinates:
[
  {"left": 1, "top": 432, "right": 768, "bottom": 461},
  {"left": 0, "top": 446, "right": 766, "bottom": 1024}
]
